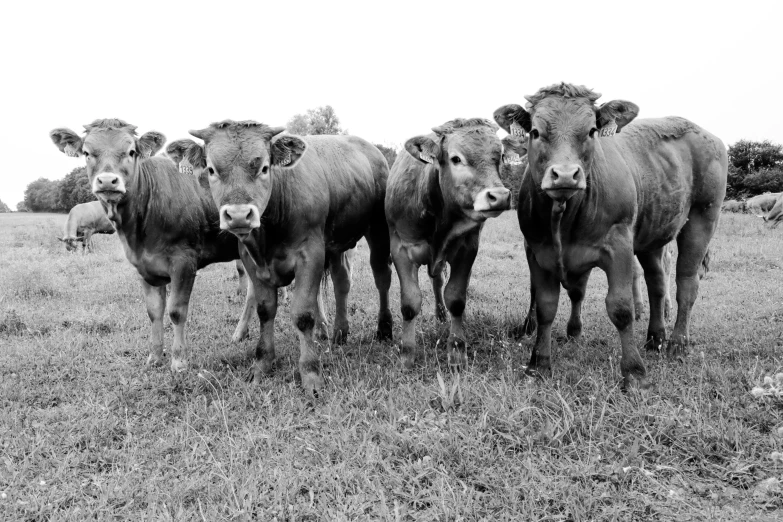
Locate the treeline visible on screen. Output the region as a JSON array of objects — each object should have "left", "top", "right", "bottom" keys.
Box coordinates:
[
  {"left": 22, "top": 167, "right": 95, "bottom": 212},
  {"left": 726, "top": 140, "right": 783, "bottom": 199}
]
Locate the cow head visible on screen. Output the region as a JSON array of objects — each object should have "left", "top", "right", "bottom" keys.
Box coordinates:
[
  {"left": 404, "top": 118, "right": 521, "bottom": 221},
  {"left": 58, "top": 236, "right": 84, "bottom": 252},
  {"left": 188, "top": 120, "right": 306, "bottom": 238},
  {"left": 494, "top": 83, "right": 639, "bottom": 203},
  {"left": 764, "top": 195, "right": 783, "bottom": 226},
  {"left": 166, "top": 139, "right": 208, "bottom": 189},
  {"left": 49, "top": 120, "right": 166, "bottom": 214}
]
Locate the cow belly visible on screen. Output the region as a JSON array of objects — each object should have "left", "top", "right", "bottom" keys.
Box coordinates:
[{"left": 532, "top": 243, "right": 600, "bottom": 275}]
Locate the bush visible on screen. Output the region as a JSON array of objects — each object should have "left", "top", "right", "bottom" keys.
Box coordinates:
[
  {"left": 741, "top": 168, "right": 783, "bottom": 195},
  {"left": 58, "top": 167, "right": 95, "bottom": 209},
  {"left": 0, "top": 199, "right": 10, "bottom": 213},
  {"left": 374, "top": 144, "right": 399, "bottom": 169},
  {"left": 725, "top": 140, "right": 783, "bottom": 199}
]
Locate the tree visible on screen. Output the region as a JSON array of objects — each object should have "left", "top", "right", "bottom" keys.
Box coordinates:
[
  {"left": 374, "top": 144, "right": 399, "bottom": 169},
  {"left": 286, "top": 105, "right": 345, "bottom": 135},
  {"left": 728, "top": 140, "right": 783, "bottom": 174},
  {"left": 23, "top": 178, "right": 63, "bottom": 212},
  {"left": 0, "top": 199, "right": 10, "bottom": 213},
  {"left": 725, "top": 140, "right": 783, "bottom": 198},
  {"left": 16, "top": 201, "right": 27, "bottom": 212},
  {"left": 58, "top": 167, "right": 95, "bottom": 210}
]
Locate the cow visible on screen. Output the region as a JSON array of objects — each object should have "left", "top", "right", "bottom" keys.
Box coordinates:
[
  {"left": 184, "top": 121, "right": 393, "bottom": 395},
  {"left": 764, "top": 192, "right": 783, "bottom": 226},
  {"left": 746, "top": 192, "right": 781, "bottom": 217},
  {"left": 386, "top": 118, "right": 523, "bottom": 370},
  {"left": 494, "top": 83, "right": 727, "bottom": 389},
  {"left": 721, "top": 199, "right": 745, "bottom": 213},
  {"left": 49, "top": 119, "right": 258, "bottom": 372},
  {"left": 59, "top": 200, "right": 115, "bottom": 253}
]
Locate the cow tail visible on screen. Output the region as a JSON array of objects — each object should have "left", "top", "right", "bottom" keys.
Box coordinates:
[{"left": 551, "top": 202, "right": 567, "bottom": 285}]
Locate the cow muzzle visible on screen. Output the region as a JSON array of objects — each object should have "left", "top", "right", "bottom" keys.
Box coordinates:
[
  {"left": 473, "top": 187, "right": 511, "bottom": 213},
  {"left": 220, "top": 204, "right": 261, "bottom": 235},
  {"left": 541, "top": 164, "right": 586, "bottom": 202},
  {"left": 92, "top": 173, "right": 126, "bottom": 196}
]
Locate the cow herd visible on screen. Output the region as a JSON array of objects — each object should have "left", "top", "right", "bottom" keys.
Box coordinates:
[
  {"left": 722, "top": 192, "right": 783, "bottom": 225},
  {"left": 48, "top": 82, "right": 729, "bottom": 396}
]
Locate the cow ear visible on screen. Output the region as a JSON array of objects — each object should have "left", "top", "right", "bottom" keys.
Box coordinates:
[
  {"left": 166, "top": 139, "right": 205, "bottom": 171},
  {"left": 494, "top": 105, "right": 531, "bottom": 136},
  {"left": 50, "top": 128, "right": 83, "bottom": 157},
  {"left": 405, "top": 135, "right": 441, "bottom": 165},
  {"left": 138, "top": 131, "right": 166, "bottom": 157},
  {"left": 271, "top": 135, "right": 307, "bottom": 167},
  {"left": 595, "top": 100, "right": 639, "bottom": 136},
  {"left": 502, "top": 135, "right": 528, "bottom": 160}
]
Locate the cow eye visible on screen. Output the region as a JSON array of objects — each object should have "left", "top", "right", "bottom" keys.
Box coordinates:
[
  {"left": 128, "top": 149, "right": 136, "bottom": 158},
  {"left": 83, "top": 150, "right": 90, "bottom": 158},
  {"left": 450, "top": 156, "right": 461, "bottom": 165},
  {"left": 261, "top": 165, "right": 269, "bottom": 174},
  {"left": 589, "top": 128, "right": 598, "bottom": 138},
  {"left": 530, "top": 129, "right": 540, "bottom": 139},
  {"left": 208, "top": 167, "right": 216, "bottom": 176}
]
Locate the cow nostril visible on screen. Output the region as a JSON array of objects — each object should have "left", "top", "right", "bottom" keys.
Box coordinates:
[
  {"left": 552, "top": 170, "right": 559, "bottom": 180},
  {"left": 245, "top": 210, "right": 253, "bottom": 221},
  {"left": 487, "top": 192, "right": 497, "bottom": 203},
  {"left": 111, "top": 178, "right": 118, "bottom": 185}
]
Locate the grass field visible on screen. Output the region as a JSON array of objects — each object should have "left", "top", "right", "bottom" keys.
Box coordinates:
[{"left": 1, "top": 210, "right": 782, "bottom": 520}]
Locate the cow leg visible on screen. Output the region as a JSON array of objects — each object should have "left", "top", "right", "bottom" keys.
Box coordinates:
[
  {"left": 291, "top": 243, "right": 327, "bottom": 396},
  {"left": 84, "top": 231, "right": 95, "bottom": 254},
  {"left": 663, "top": 246, "right": 674, "bottom": 321},
  {"left": 141, "top": 279, "right": 166, "bottom": 367},
  {"left": 232, "top": 258, "right": 256, "bottom": 343},
  {"left": 444, "top": 234, "right": 479, "bottom": 370},
  {"left": 167, "top": 267, "right": 196, "bottom": 373},
  {"left": 637, "top": 248, "right": 668, "bottom": 352},
  {"left": 328, "top": 250, "right": 351, "bottom": 344},
  {"left": 431, "top": 268, "right": 448, "bottom": 323},
  {"left": 366, "top": 219, "right": 394, "bottom": 341},
  {"left": 565, "top": 270, "right": 591, "bottom": 341},
  {"left": 632, "top": 258, "right": 645, "bottom": 320},
  {"left": 235, "top": 259, "right": 247, "bottom": 296},
  {"left": 668, "top": 208, "right": 719, "bottom": 359},
  {"left": 249, "top": 281, "right": 278, "bottom": 384},
  {"left": 527, "top": 255, "right": 560, "bottom": 377},
  {"left": 314, "top": 278, "right": 329, "bottom": 341},
  {"left": 601, "top": 230, "right": 648, "bottom": 389},
  {"left": 391, "top": 235, "right": 422, "bottom": 369},
  {"left": 519, "top": 242, "right": 537, "bottom": 336}
]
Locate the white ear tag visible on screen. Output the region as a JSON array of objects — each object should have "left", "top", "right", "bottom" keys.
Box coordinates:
[
  {"left": 600, "top": 121, "right": 618, "bottom": 137},
  {"left": 64, "top": 144, "right": 80, "bottom": 157},
  {"left": 419, "top": 151, "right": 435, "bottom": 164},
  {"left": 510, "top": 121, "right": 526, "bottom": 138},
  {"left": 279, "top": 149, "right": 292, "bottom": 166}
]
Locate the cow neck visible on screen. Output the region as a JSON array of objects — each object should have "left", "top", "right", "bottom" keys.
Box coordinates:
[{"left": 427, "top": 165, "right": 481, "bottom": 277}]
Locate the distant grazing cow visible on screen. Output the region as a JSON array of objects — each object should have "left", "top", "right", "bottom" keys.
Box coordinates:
[
  {"left": 495, "top": 83, "right": 727, "bottom": 388},
  {"left": 49, "top": 119, "right": 258, "bottom": 372},
  {"left": 721, "top": 199, "right": 745, "bottom": 213},
  {"left": 746, "top": 192, "right": 781, "bottom": 217},
  {"left": 185, "top": 121, "right": 392, "bottom": 395},
  {"left": 59, "top": 201, "right": 115, "bottom": 253},
  {"left": 386, "top": 118, "right": 523, "bottom": 369},
  {"left": 764, "top": 193, "right": 783, "bottom": 226}
]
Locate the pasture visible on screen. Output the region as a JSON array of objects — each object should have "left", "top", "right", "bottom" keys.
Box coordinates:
[{"left": 1, "top": 211, "right": 782, "bottom": 521}]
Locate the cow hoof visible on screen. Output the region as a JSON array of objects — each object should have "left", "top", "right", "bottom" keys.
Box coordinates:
[
  {"left": 146, "top": 352, "right": 165, "bottom": 367},
  {"left": 623, "top": 373, "right": 652, "bottom": 391},
  {"left": 566, "top": 321, "right": 582, "bottom": 341},
  {"left": 301, "top": 372, "right": 324, "bottom": 399},
  {"left": 170, "top": 358, "right": 188, "bottom": 373},
  {"left": 400, "top": 347, "right": 417, "bottom": 370},
  {"left": 375, "top": 313, "right": 393, "bottom": 341},
  {"left": 666, "top": 340, "right": 688, "bottom": 361},
  {"left": 435, "top": 304, "right": 448, "bottom": 323},
  {"left": 447, "top": 350, "right": 467, "bottom": 372},
  {"left": 644, "top": 337, "right": 665, "bottom": 353},
  {"left": 331, "top": 327, "right": 349, "bottom": 345},
  {"left": 523, "top": 366, "right": 548, "bottom": 381}
]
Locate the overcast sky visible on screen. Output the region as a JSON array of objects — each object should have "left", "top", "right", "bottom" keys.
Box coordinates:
[{"left": 1, "top": 0, "right": 779, "bottom": 207}]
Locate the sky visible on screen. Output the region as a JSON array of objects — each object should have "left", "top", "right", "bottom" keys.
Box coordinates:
[{"left": 1, "top": 0, "right": 780, "bottom": 207}]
